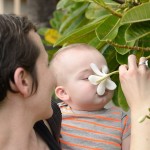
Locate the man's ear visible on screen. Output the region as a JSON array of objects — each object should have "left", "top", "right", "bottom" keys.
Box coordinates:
[
  {"left": 10, "top": 67, "right": 32, "bottom": 97},
  {"left": 55, "top": 86, "right": 70, "bottom": 102}
]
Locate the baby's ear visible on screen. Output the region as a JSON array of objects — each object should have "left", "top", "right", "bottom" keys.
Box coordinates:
[
  {"left": 10, "top": 67, "right": 32, "bottom": 97},
  {"left": 55, "top": 86, "right": 69, "bottom": 102}
]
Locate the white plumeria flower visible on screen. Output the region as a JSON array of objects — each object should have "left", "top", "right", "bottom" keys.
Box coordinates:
[{"left": 88, "top": 63, "right": 117, "bottom": 95}]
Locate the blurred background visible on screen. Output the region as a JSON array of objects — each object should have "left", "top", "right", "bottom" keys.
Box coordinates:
[
  {"left": 0, "top": 0, "right": 27, "bottom": 15},
  {"left": 0, "top": 0, "right": 59, "bottom": 27}
]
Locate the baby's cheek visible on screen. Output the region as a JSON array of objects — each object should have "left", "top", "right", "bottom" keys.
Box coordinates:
[
  {"left": 106, "top": 90, "right": 114, "bottom": 102},
  {"left": 87, "top": 83, "right": 97, "bottom": 91}
]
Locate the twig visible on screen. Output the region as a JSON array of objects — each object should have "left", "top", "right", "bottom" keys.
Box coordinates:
[{"left": 107, "top": 40, "right": 150, "bottom": 51}]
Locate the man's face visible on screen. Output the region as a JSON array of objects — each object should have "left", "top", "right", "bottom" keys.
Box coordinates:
[{"left": 28, "top": 31, "right": 54, "bottom": 119}]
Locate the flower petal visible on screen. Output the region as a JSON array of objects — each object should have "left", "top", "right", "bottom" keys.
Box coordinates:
[
  {"left": 97, "top": 81, "right": 106, "bottom": 95},
  {"left": 105, "top": 79, "right": 117, "bottom": 90},
  {"left": 90, "top": 63, "right": 103, "bottom": 76},
  {"left": 102, "top": 65, "right": 109, "bottom": 74},
  {"left": 88, "top": 75, "right": 100, "bottom": 85}
]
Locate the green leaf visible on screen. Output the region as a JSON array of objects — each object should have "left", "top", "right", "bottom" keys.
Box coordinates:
[
  {"left": 114, "top": 25, "right": 135, "bottom": 55},
  {"left": 133, "top": 49, "right": 144, "bottom": 60},
  {"left": 62, "top": 15, "right": 88, "bottom": 35},
  {"left": 104, "top": 0, "right": 120, "bottom": 5},
  {"left": 85, "top": 3, "right": 110, "bottom": 20},
  {"left": 90, "top": 0, "right": 120, "bottom": 9},
  {"left": 92, "top": 0, "right": 106, "bottom": 6},
  {"left": 65, "top": 31, "right": 97, "bottom": 44},
  {"left": 140, "top": 0, "right": 150, "bottom": 2},
  {"left": 88, "top": 37, "right": 106, "bottom": 49},
  {"left": 116, "top": 52, "right": 129, "bottom": 64},
  {"left": 143, "top": 51, "right": 150, "bottom": 67},
  {"left": 50, "top": 10, "right": 64, "bottom": 30},
  {"left": 54, "top": 17, "right": 107, "bottom": 46},
  {"left": 111, "top": 67, "right": 120, "bottom": 107},
  {"left": 112, "top": 85, "right": 120, "bottom": 107},
  {"left": 59, "top": 3, "right": 89, "bottom": 33},
  {"left": 73, "top": 0, "right": 92, "bottom": 2},
  {"left": 138, "top": 34, "right": 150, "bottom": 48},
  {"left": 125, "top": 21, "right": 150, "bottom": 42},
  {"left": 112, "top": 78, "right": 120, "bottom": 107},
  {"left": 118, "top": 83, "right": 129, "bottom": 112},
  {"left": 121, "top": 2, "right": 150, "bottom": 24},
  {"left": 96, "top": 15, "right": 120, "bottom": 41},
  {"left": 38, "top": 28, "right": 49, "bottom": 36},
  {"left": 47, "top": 49, "right": 58, "bottom": 61},
  {"left": 42, "top": 39, "right": 53, "bottom": 47},
  {"left": 57, "top": 0, "right": 73, "bottom": 9},
  {"left": 102, "top": 45, "right": 119, "bottom": 71}
]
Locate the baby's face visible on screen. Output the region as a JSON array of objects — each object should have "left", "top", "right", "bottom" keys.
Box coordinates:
[{"left": 61, "top": 48, "right": 114, "bottom": 111}]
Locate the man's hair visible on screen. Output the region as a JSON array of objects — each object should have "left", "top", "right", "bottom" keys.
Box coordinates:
[{"left": 0, "top": 14, "right": 40, "bottom": 101}]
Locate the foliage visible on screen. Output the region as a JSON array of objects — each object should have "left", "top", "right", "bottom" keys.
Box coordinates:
[{"left": 41, "top": 0, "right": 150, "bottom": 111}]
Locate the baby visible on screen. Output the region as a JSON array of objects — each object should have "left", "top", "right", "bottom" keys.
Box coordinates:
[{"left": 50, "top": 43, "right": 130, "bottom": 150}]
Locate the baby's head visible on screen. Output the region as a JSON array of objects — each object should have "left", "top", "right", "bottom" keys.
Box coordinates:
[{"left": 50, "top": 43, "right": 114, "bottom": 111}]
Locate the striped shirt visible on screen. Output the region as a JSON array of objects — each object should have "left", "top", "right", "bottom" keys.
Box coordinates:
[{"left": 59, "top": 102, "right": 131, "bottom": 150}]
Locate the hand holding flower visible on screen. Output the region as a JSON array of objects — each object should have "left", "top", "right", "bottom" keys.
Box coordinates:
[{"left": 88, "top": 56, "right": 150, "bottom": 123}]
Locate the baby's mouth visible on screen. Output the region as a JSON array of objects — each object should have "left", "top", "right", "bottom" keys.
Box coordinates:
[{"left": 96, "top": 90, "right": 109, "bottom": 97}]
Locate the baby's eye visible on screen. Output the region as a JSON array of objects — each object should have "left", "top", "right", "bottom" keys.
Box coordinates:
[{"left": 82, "top": 77, "right": 89, "bottom": 80}]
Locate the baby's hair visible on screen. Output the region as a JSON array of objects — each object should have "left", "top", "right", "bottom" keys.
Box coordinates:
[
  {"left": 51, "top": 43, "right": 97, "bottom": 62},
  {"left": 50, "top": 43, "right": 97, "bottom": 86}
]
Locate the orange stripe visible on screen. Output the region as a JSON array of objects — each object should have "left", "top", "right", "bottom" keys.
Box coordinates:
[
  {"left": 63, "top": 118, "right": 122, "bottom": 131},
  {"left": 111, "top": 111, "right": 121, "bottom": 115},
  {"left": 123, "top": 116, "right": 128, "bottom": 126},
  {"left": 62, "top": 123, "right": 120, "bottom": 140},
  {"left": 123, "top": 116, "right": 131, "bottom": 134},
  {"left": 61, "top": 131, "right": 121, "bottom": 147},
  {"left": 123, "top": 124, "right": 131, "bottom": 135},
  {"left": 108, "top": 107, "right": 121, "bottom": 114},
  {"left": 60, "top": 139, "right": 104, "bottom": 150},
  {"left": 63, "top": 112, "right": 120, "bottom": 122}
]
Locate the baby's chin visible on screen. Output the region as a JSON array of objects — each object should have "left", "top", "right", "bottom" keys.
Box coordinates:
[
  {"left": 94, "top": 93, "right": 111, "bottom": 105},
  {"left": 87, "top": 100, "right": 108, "bottom": 111}
]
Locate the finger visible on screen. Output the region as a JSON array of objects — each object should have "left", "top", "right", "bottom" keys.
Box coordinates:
[
  {"left": 119, "top": 64, "right": 128, "bottom": 81},
  {"left": 119, "top": 64, "right": 128, "bottom": 74},
  {"left": 128, "top": 55, "right": 137, "bottom": 70},
  {"left": 138, "top": 57, "right": 148, "bottom": 72}
]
